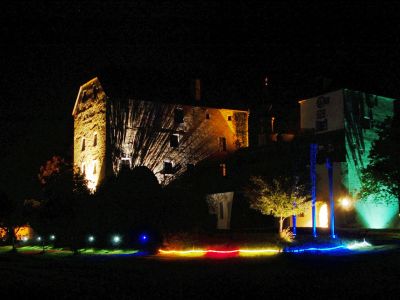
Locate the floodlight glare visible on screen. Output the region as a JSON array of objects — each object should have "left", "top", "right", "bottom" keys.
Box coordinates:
[
  {"left": 340, "top": 197, "right": 351, "bottom": 208},
  {"left": 22, "top": 236, "right": 28, "bottom": 242},
  {"left": 88, "top": 235, "right": 95, "bottom": 243},
  {"left": 37, "top": 236, "right": 42, "bottom": 241},
  {"left": 50, "top": 235, "right": 56, "bottom": 240}
]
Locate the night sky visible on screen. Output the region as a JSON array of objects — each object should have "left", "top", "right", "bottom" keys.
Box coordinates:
[{"left": 1, "top": 1, "right": 400, "bottom": 201}]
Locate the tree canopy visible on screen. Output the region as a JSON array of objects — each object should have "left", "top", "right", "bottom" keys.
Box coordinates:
[
  {"left": 361, "top": 117, "right": 400, "bottom": 203},
  {"left": 244, "top": 176, "right": 310, "bottom": 233}
]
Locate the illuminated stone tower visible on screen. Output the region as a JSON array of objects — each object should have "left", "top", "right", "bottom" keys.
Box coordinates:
[
  {"left": 73, "top": 77, "right": 249, "bottom": 191},
  {"left": 297, "top": 89, "right": 398, "bottom": 229},
  {"left": 72, "top": 78, "right": 107, "bottom": 190}
]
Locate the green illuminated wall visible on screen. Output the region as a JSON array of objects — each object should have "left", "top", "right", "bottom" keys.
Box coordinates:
[{"left": 343, "top": 89, "right": 398, "bottom": 228}]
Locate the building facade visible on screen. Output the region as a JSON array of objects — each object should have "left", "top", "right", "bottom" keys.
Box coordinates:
[
  {"left": 297, "top": 89, "right": 398, "bottom": 229},
  {"left": 72, "top": 78, "right": 249, "bottom": 190}
]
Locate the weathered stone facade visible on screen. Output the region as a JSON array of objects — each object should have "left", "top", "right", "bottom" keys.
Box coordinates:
[{"left": 73, "top": 78, "right": 249, "bottom": 190}]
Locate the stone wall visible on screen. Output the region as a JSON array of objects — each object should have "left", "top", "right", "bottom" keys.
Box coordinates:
[{"left": 73, "top": 78, "right": 107, "bottom": 190}]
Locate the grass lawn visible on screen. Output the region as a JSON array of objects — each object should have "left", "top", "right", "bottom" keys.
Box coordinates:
[{"left": 0, "top": 240, "right": 399, "bottom": 299}]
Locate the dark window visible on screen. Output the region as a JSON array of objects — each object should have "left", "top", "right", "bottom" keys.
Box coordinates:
[
  {"left": 170, "top": 134, "right": 179, "bottom": 148},
  {"left": 317, "top": 96, "right": 330, "bottom": 108},
  {"left": 362, "top": 117, "right": 371, "bottom": 129},
  {"left": 163, "top": 161, "right": 173, "bottom": 174},
  {"left": 316, "top": 109, "right": 326, "bottom": 119},
  {"left": 315, "top": 119, "right": 328, "bottom": 132},
  {"left": 187, "top": 163, "right": 195, "bottom": 172},
  {"left": 219, "top": 137, "right": 227, "bottom": 151},
  {"left": 228, "top": 116, "right": 232, "bottom": 121},
  {"left": 81, "top": 138, "right": 86, "bottom": 151},
  {"left": 206, "top": 113, "right": 210, "bottom": 119},
  {"left": 219, "top": 202, "right": 224, "bottom": 219},
  {"left": 174, "top": 109, "right": 184, "bottom": 123},
  {"left": 299, "top": 213, "right": 305, "bottom": 218},
  {"left": 93, "top": 134, "right": 97, "bottom": 147},
  {"left": 93, "top": 162, "right": 97, "bottom": 175},
  {"left": 82, "top": 164, "right": 85, "bottom": 175},
  {"left": 119, "top": 159, "right": 130, "bottom": 171}
]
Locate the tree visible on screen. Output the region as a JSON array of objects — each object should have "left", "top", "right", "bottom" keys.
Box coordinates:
[
  {"left": 244, "top": 176, "right": 310, "bottom": 233},
  {"left": 0, "top": 190, "right": 27, "bottom": 252},
  {"left": 361, "top": 117, "right": 400, "bottom": 203},
  {"left": 32, "top": 156, "right": 91, "bottom": 252}
]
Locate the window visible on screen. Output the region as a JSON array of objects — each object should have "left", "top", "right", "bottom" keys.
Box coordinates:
[
  {"left": 219, "top": 137, "right": 227, "bottom": 151},
  {"left": 93, "top": 161, "right": 97, "bottom": 175},
  {"left": 170, "top": 134, "right": 179, "bottom": 148},
  {"left": 315, "top": 119, "right": 328, "bottom": 132},
  {"left": 187, "top": 163, "right": 195, "bottom": 172},
  {"left": 220, "top": 163, "right": 227, "bottom": 177},
  {"left": 316, "top": 109, "right": 326, "bottom": 119},
  {"left": 81, "top": 138, "right": 86, "bottom": 151},
  {"left": 361, "top": 117, "right": 371, "bottom": 129},
  {"left": 81, "top": 163, "right": 86, "bottom": 175},
  {"left": 93, "top": 133, "right": 97, "bottom": 147},
  {"left": 219, "top": 202, "right": 224, "bottom": 219},
  {"left": 119, "top": 158, "right": 131, "bottom": 171},
  {"left": 163, "top": 161, "right": 173, "bottom": 174},
  {"left": 228, "top": 116, "right": 232, "bottom": 121},
  {"left": 206, "top": 113, "right": 210, "bottom": 119},
  {"left": 174, "top": 108, "right": 184, "bottom": 123}
]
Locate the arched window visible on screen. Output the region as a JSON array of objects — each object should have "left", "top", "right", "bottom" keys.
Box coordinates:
[
  {"left": 81, "top": 138, "right": 86, "bottom": 151},
  {"left": 93, "top": 133, "right": 97, "bottom": 147}
]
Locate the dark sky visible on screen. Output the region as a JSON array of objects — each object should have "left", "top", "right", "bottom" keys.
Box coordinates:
[{"left": 1, "top": 1, "right": 400, "bottom": 201}]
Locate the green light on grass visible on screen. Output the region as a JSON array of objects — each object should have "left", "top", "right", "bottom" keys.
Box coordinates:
[{"left": 355, "top": 194, "right": 399, "bottom": 228}]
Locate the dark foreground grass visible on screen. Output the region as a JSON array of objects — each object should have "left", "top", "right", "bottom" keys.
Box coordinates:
[{"left": 0, "top": 246, "right": 399, "bottom": 299}]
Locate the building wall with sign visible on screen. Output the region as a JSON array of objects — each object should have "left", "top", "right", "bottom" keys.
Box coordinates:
[{"left": 299, "top": 89, "right": 398, "bottom": 229}]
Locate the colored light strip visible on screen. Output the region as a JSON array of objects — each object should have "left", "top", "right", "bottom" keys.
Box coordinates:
[
  {"left": 159, "top": 248, "right": 281, "bottom": 257},
  {"left": 158, "top": 240, "right": 372, "bottom": 257},
  {"left": 287, "top": 245, "right": 346, "bottom": 253},
  {"left": 346, "top": 239, "right": 372, "bottom": 250}
]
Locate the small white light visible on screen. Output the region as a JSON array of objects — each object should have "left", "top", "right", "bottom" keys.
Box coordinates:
[
  {"left": 88, "top": 235, "right": 95, "bottom": 243},
  {"left": 22, "top": 237, "right": 28, "bottom": 242},
  {"left": 340, "top": 197, "right": 351, "bottom": 208},
  {"left": 50, "top": 235, "right": 56, "bottom": 240},
  {"left": 37, "top": 236, "right": 42, "bottom": 241},
  {"left": 112, "top": 235, "right": 121, "bottom": 244}
]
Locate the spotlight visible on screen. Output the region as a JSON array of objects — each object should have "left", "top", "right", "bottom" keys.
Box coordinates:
[
  {"left": 340, "top": 197, "right": 351, "bottom": 208},
  {"left": 22, "top": 236, "right": 28, "bottom": 242},
  {"left": 88, "top": 235, "right": 95, "bottom": 243},
  {"left": 37, "top": 236, "right": 42, "bottom": 242},
  {"left": 49, "top": 235, "right": 56, "bottom": 241},
  {"left": 140, "top": 234, "right": 148, "bottom": 243},
  {"left": 112, "top": 235, "right": 121, "bottom": 245}
]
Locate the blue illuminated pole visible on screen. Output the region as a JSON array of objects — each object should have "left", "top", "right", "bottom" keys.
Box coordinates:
[
  {"left": 310, "top": 144, "right": 318, "bottom": 238},
  {"left": 326, "top": 157, "right": 336, "bottom": 239},
  {"left": 292, "top": 215, "right": 297, "bottom": 236}
]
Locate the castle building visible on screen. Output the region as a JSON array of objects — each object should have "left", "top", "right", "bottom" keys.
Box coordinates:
[
  {"left": 72, "top": 78, "right": 249, "bottom": 190},
  {"left": 296, "top": 89, "right": 399, "bottom": 229}
]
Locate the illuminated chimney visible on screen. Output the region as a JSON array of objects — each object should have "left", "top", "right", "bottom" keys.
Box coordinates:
[{"left": 194, "top": 79, "right": 201, "bottom": 101}]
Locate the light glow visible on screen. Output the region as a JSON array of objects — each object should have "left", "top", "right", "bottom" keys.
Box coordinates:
[
  {"left": 159, "top": 248, "right": 281, "bottom": 258},
  {"left": 340, "top": 197, "right": 351, "bottom": 209},
  {"left": 319, "top": 203, "right": 328, "bottom": 228},
  {"left": 346, "top": 239, "right": 372, "bottom": 250}
]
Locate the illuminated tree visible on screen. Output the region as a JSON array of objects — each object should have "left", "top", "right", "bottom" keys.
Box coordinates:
[
  {"left": 361, "top": 117, "right": 400, "bottom": 203},
  {"left": 245, "top": 176, "right": 310, "bottom": 234}
]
